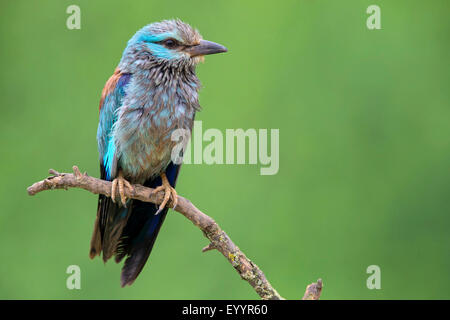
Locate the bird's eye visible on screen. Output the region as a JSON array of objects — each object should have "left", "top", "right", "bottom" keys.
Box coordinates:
[{"left": 163, "top": 39, "right": 178, "bottom": 48}]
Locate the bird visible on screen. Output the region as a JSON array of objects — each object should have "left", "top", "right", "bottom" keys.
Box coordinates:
[{"left": 89, "top": 19, "right": 227, "bottom": 287}]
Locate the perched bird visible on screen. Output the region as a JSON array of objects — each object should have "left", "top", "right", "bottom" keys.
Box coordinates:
[{"left": 89, "top": 19, "right": 227, "bottom": 286}]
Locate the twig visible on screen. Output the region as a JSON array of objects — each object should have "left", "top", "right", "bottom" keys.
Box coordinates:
[
  {"left": 27, "top": 165, "right": 322, "bottom": 300},
  {"left": 302, "top": 278, "right": 323, "bottom": 300}
]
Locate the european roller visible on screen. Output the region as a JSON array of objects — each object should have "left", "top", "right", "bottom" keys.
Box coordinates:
[{"left": 89, "top": 20, "right": 227, "bottom": 286}]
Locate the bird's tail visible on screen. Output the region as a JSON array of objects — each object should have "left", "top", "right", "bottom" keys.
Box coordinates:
[
  {"left": 116, "top": 163, "right": 180, "bottom": 287},
  {"left": 116, "top": 200, "right": 169, "bottom": 287}
]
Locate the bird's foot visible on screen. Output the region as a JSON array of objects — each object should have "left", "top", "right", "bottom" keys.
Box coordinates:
[
  {"left": 152, "top": 173, "right": 178, "bottom": 215},
  {"left": 111, "top": 171, "right": 134, "bottom": 207}
]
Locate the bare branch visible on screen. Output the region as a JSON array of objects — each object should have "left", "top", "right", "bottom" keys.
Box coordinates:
[
  {"left": 302, "top": 279, "right": 323, "bottom": 300},
  {"left": 201, "top": 243, "right": 216, "bottom": 253},
  {"left": 27, "top": 165, "right": 322, "bottom": 300}
]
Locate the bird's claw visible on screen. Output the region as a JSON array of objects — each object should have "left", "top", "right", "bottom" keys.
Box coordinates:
[
  {"left": 111, "top": 173, "right": 134, "bottom": 207},
  {"left": 152, "top": 173, "right": 178, "bottom": 215}
]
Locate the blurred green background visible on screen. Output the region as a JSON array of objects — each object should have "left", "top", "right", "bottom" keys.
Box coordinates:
[{"left": 0, "top": 0, "right": 449, "bottom": 299}]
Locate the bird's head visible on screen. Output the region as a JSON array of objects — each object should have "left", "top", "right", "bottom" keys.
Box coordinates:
[{"left": 119, "top": 19, "right": 227, "bottom": 71}]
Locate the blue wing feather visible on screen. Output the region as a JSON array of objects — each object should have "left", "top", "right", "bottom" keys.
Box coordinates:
[
  {"left": 90, "top": 71, "right": 132, "bottom": 260},
  {"left": 97, "top": 72, "right": 131, "bottom": 180}
]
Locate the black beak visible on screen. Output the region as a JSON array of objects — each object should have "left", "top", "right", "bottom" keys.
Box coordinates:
[{"left": 187, "top": 40, "right": 228, "bottom": 57}]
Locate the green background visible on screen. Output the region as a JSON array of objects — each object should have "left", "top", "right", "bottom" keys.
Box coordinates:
[{"left": 0, "top": 0, "right": 449, "bottom": 299}]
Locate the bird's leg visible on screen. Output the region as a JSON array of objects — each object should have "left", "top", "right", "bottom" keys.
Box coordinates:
[
  {"left": 111, "top": 170, "right": 134, "bottom": 207},
  {"left": 152, "top": 173, "right": 178, "bottom": 215}
]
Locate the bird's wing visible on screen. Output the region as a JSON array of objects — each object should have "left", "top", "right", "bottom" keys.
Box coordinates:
[
  {"left": 97, "top": 68, "right": 131, "bottom": 179},
  {"left": 90, "top": 68, "right": 132, "bottom": 260}
]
